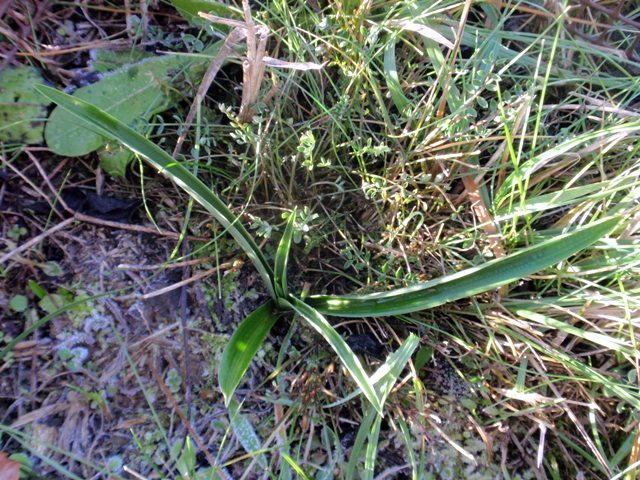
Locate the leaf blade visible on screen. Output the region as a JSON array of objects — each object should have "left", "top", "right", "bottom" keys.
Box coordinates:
[
  {"left": 35, "top": 85, "right": 276, "bottom": 298},
  {"left": 371, "top": 333, "right": 419, "bottom": 404},
  {"left": 322, "top": 334, "right": 419, "bottom": 409},
  {"left": 219, "top": 301, "right": 280, "bottom": 405},
  {"left": 283, "top": 297, "right": 383, "bottom": 414},
  {"left": 383, "top": 42, "right": 410, "bottom": 114},
  {"left": 308, "top": 217, "right": 620, "bottom": 317},
  {"left": 274, "top": 208, "right": 296, "bottom": 299}
]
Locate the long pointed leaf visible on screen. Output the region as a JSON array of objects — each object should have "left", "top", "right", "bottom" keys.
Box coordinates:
[
  {"left": 372, "top": 333, "right": 418, "bottom": 404},
  {"left": 323, "top": 333, "right": 419, "bottom": 408},
  {"left": 219, "top": 301, "right": 280, "bottom": 405},
  {"left": 274, "top": 208, "right": 296, "bottom": 299},
  {"left": 35, "top": 85, "right": 276, "bottom": 298},
  {"left": 383, "top": 42, "right": 409, "bottom": 114},
  {"left": 346, "top": 406, "right": 377, "bottom": 479},
  {"left": 308, "top": 217, "right": 619, "bottom": 317},
  {"left": 282, "top": 297, "right": 383, "bottom": 414},
  {"left": 364, "top": 411, "right": 383, "bottom": 480}
]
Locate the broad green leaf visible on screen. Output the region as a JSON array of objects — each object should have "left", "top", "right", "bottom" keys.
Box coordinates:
[
  {"left": 282, "top": 297, "right": 383, "bottom": 414},
  {"left": 99, "top": 140, "right": 136, "bottom": 177},
  {"left": 9, "top": 295, "right": 28, "bottom": 313},
  {"left": 383, "top": 42, "right": 409, "bottom": 114},
  {"left": 308, "top": 217, "right": 619, "bottom": 317},
  {"left": 35, "top": 85, "right": 276, "bottom": 298},
  {"left": 219, "top": 301, "right": 280, "bottom": 404},
  {"left": 91, "top": 48, "right": 154, "bottom": 73},
  {"left": 44, "top": 42, "right": 222, "bottom": 157},
  {"left": 0, "top": 66, "right": 51, "bottom": 144},
  {"left": 274, "top": 208, "right": 296, "bottom": 299},
  {"left": 413, "top": 346, "right": 433, "bottom": 372}
]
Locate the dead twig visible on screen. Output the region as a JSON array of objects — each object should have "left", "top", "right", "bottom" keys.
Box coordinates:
[
  {"left": 199, "top": 3, "right": 322, "bottom": 125},
  {"left": 0, "top": 153, "right": 212, "bottom": 264},
  {"left": 238, "top": 0, "right": 268, "bottom": 122},
  {"left": 0, "top": 217, "right": 75, "bottom": 265},
  {"left": 140, "top": 262, "right": 235, "bottom": 300},
  {"left": 116, "top": 255, "right": 219, "bottom": 270}
]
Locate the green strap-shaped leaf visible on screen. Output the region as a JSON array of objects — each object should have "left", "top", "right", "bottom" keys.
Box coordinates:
[
  {"left": 274, "top": 208, "right": 296, "bottom": 299},
  {"left": 308, "top": 217, "right": 619, "bottom": 317},
  {"left": 323, "top": 333, "right": 419, "bottom": 409},
  {"left": 346, "top": 405, "right": 377, "bottom": 479},
  {"left": 372, "top": 333, "right": 418, "bottom": 403},
  {"left": 219, "top": 301, "right": 280, "bottom": 405},
  {"left": 383, "top": 41, "right": 410, "bottom": 114},
  {"left": 337, "top": 334, "right": 418, "bottom": 478},
  {"left": 35, "top": 85, "right": 276, "bottom": 299},
  {"left": 282, "top": 296, "right": 383, "bottom": 414},
  {"left": 364, "top": 410, "right": 383, "bottom": 480}
]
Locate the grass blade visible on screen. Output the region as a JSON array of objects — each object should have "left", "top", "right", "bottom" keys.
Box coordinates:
[
  {"left": 219, "top": 301, "right": 280, "bottom": 405},
  {"left": 34, "top": 85, "right": 276, "bottom": 298},
  {"left": 358, "top": 335, "right": 418, "bottom": 479},
  {"left": 494, "top": 121, "right": 640, "bottom": 208},
  {"left": 283, "top": 296, "right": 383, "bottom": 414},
  {"left": 280, "top": 453, "right": 311, "bottom": 480},
  {"left": 383, "top": 41, "right": 410, "bottom": 114},
  {"left": 274, "top": 208, "right": 296, "bottom": 299},
  {"left": 494, "top": 178, "right": 636, "bottom": 222},
  {"left": 497, "top": 325, "right": 640, "bottom": 410},
  {"left": 515, "top": 309, "right": 633, "bottom": 355},
  {"left": 308, "top": 217, "right": 620, "bottom": 317},
  {"left": 397, "top": 416, "right": 419, "bottom": 480}
]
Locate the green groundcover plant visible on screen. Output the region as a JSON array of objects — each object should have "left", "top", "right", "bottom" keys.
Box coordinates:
[{"left": 35, "top": 85, "right": 620, "bottom": 417}]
